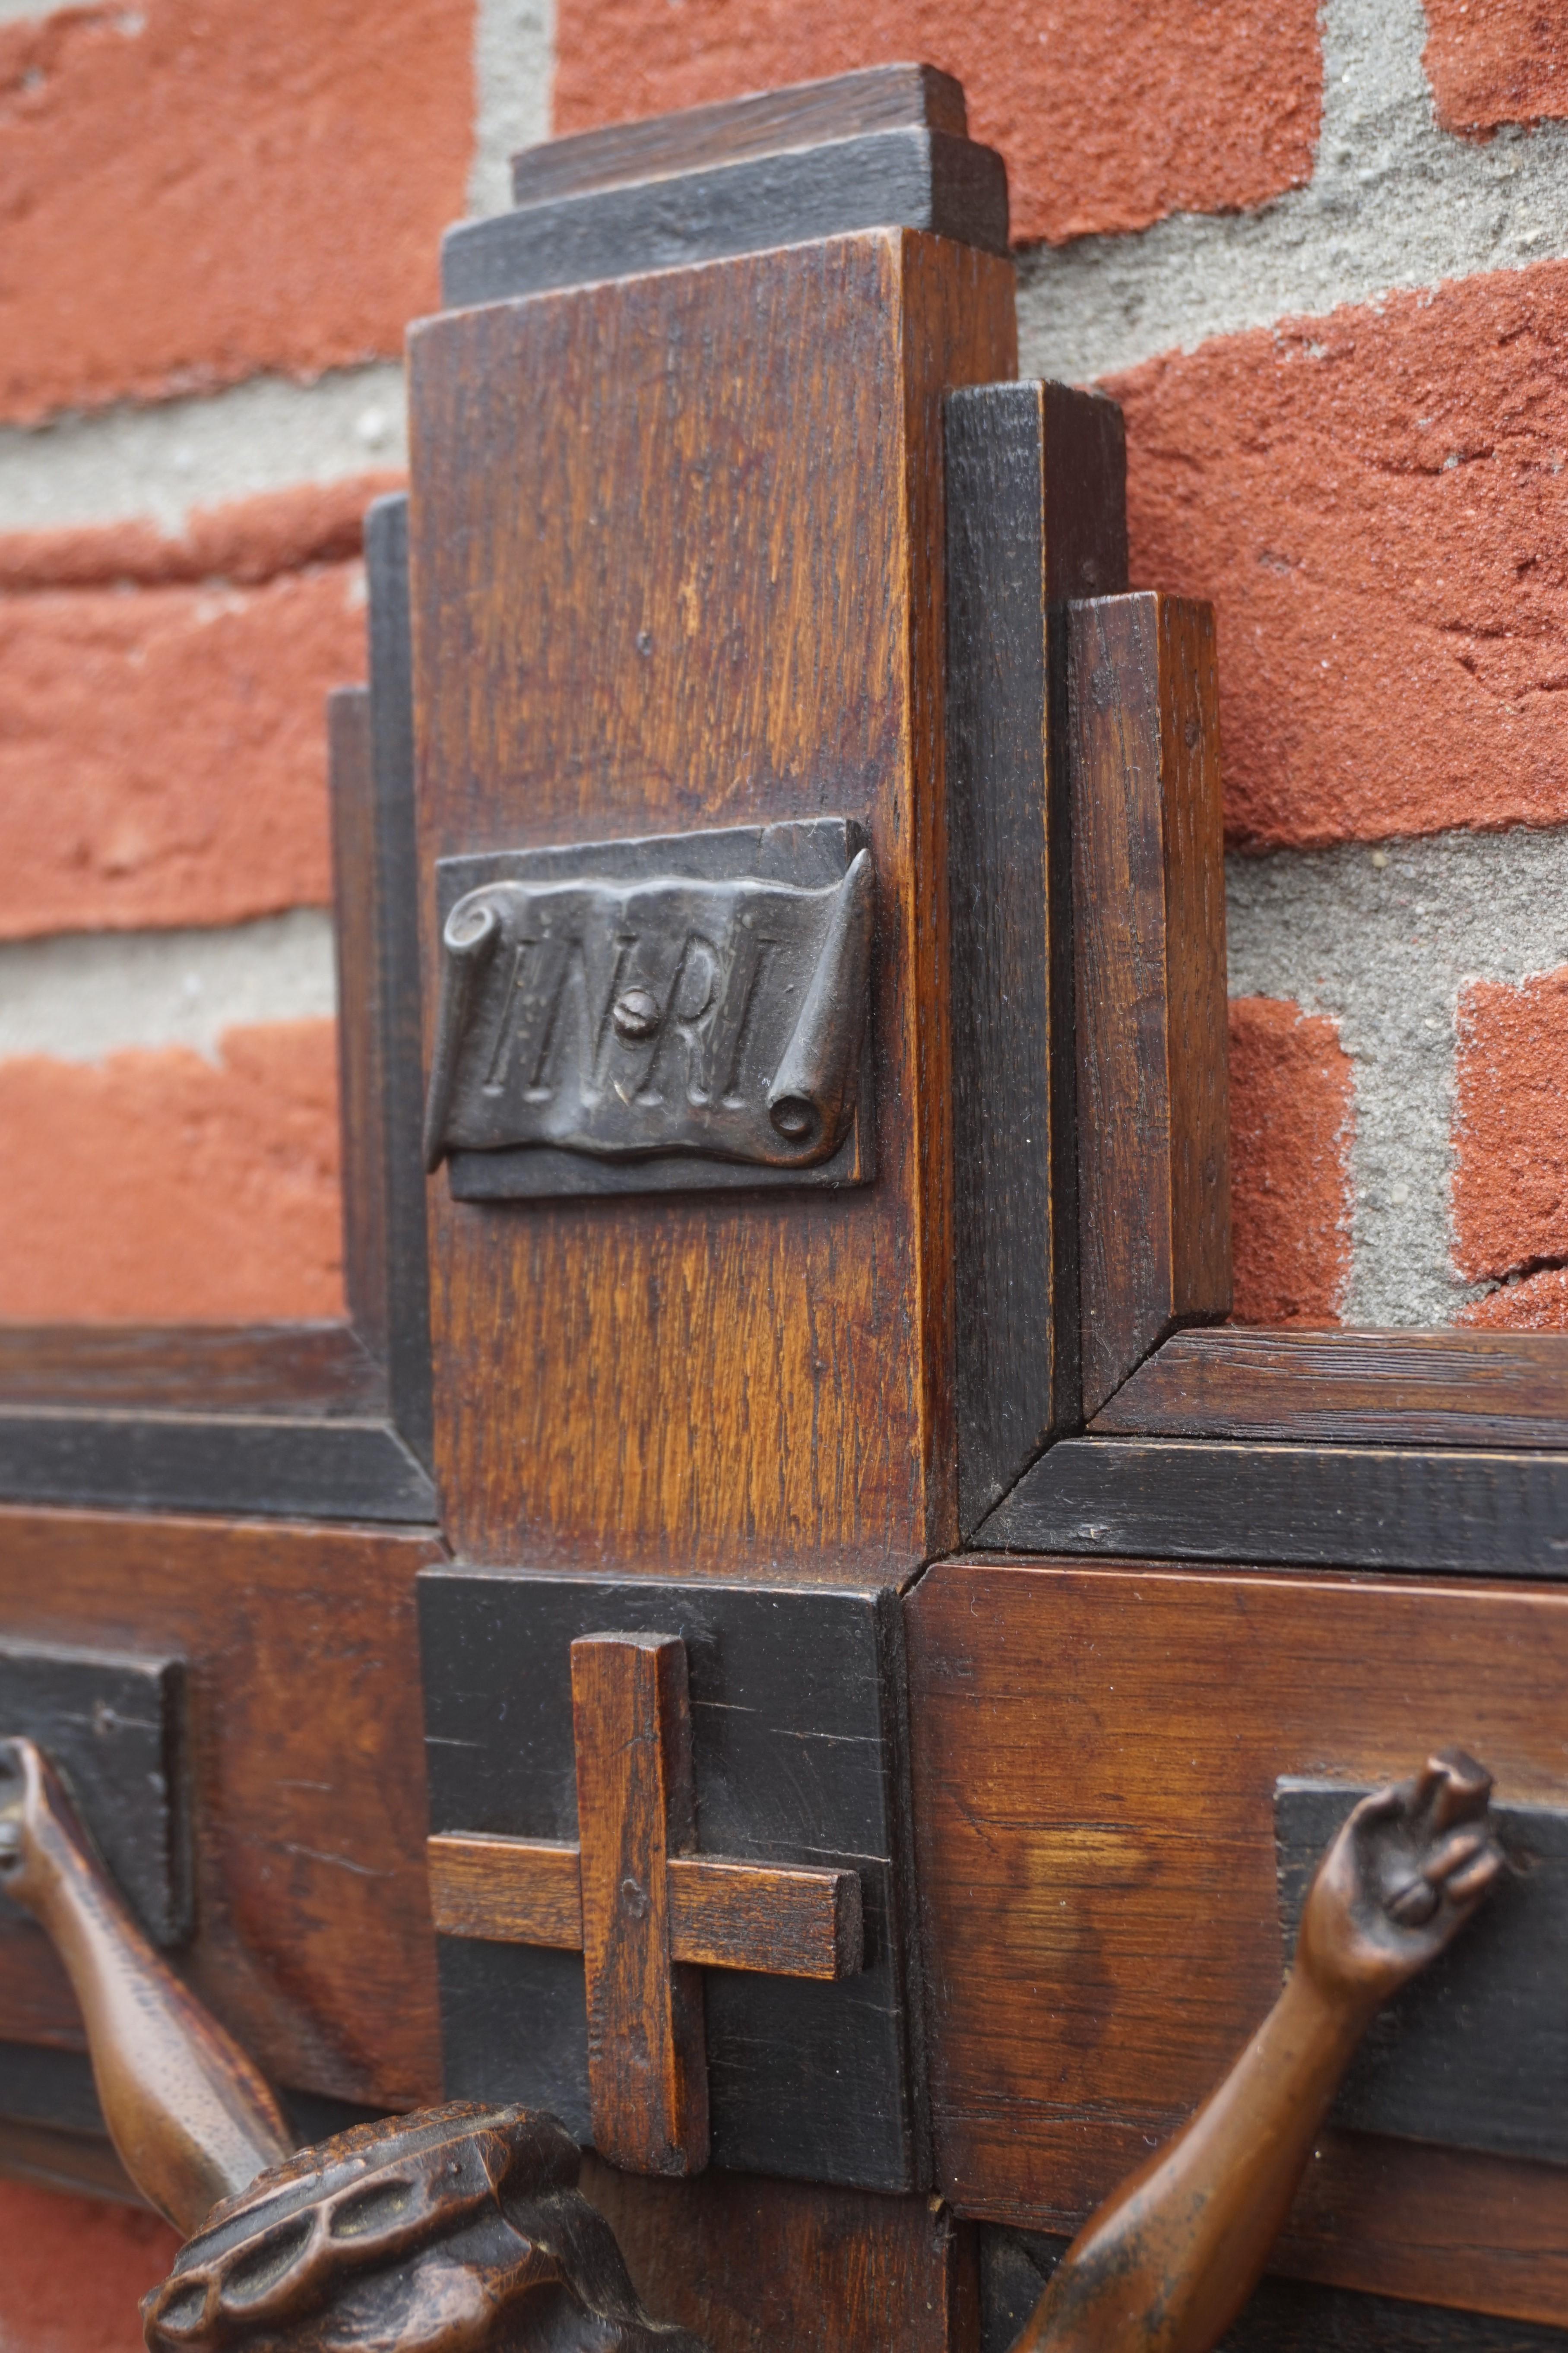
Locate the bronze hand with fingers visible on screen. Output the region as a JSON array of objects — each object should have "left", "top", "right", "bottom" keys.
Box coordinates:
[{"left": 1014, "top": 1751, "right": 1506, "bottom": 2353}]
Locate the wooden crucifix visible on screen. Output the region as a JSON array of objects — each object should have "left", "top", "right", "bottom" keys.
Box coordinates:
[{"left": 426, "top": 1632, "right": 863, "bottom": 2174}]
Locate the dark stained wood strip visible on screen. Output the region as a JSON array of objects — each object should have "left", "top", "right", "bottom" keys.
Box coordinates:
[
  {"left": 426, "top": 1834, "right": 861, "bottom": 1979},
  {"left": 665, "top": 1858, "right": 862, "bottom": 1981},
  {"left": 571, "top": 1633, "right": 708, "bottom": 2175},
  {"left": 363, "top": 494, "right": 435, "bottom": 1473},
  {"left": 510, "top": 64, "right": 968, "bottom": 204},
  {"left": 1069, "top": 593, "right": 1230, "bottom": 1421},
  {"left": 1096, "top": 1324, "right": 1568, "bottom": 1448},
  {"left": 0, "top": 1411, "right": 437, "bottom": 1524},
  {"left": 0, "top": 1323, "right": 382, "bottom": 1415},
  {"left": 944, "top": 382, "right": 1128, "bottom": 1533},
  {"left": 982, "top": 1433, "right": 1568, "bottom": 1575},
  {"left": 443, "top": 130, "right": 1009, "bottom": 310},
  {"left": 426, "top": 1834, "right": 584, "bottom": 1947}
]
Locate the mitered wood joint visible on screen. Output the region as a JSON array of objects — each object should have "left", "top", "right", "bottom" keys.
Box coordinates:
[{"left": 427, "top": 1631, "right": 864, "bottom": 2176}]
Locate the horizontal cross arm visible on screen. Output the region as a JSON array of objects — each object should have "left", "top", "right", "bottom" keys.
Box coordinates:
[{"left": 427, "top": 1832, "right": 862, "bottom": 1979}]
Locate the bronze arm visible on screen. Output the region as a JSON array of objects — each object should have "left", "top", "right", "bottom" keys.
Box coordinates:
[
  {"left": 1015, "top": 1750, "right": 1505, "bottom": 2353},
  {"left": 0, "top": 1736, "right": 700, "bottom": 2353},
  {"left": 0, "top": 1735, "right": 1504, "bottom": 2353}
]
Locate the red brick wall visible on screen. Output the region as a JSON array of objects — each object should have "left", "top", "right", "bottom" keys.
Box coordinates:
[{"left": 0, "top": 2185, "right": 177, "bottom": 2353}]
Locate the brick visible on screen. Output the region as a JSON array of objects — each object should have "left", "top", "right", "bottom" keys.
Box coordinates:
[
  {"left": 1423, "top": 0, "right": 1568, "bottom": 135},
  {"left": 1461, "top": 1265, "right": 1568, "bottom": 1330},
  {"left": 1227, "top": 996, "right": 1353, "bottom": 1326},
  {"left": 0, "top": 561, "right": 363, "bottom": 938},
  {"left": 1452, "top": 967, "right": 1568, "bottom": 1301},
  {"left": 1109, "top": 261, "right": 1568, "bottom": 848},
  {"left": 552, "top": 0, "right": 1321, "bottom": 247},
  {"left": 0, "top": 0, "right": 470, "bottom": 424},
  {"left": 0, "top": 472, "right": 404, "bottom": 594},
  {"left": 0, "top": 2181, "right": 178, "bottom": 2353},
  {"left": 0, "top": 1021, "right": 343, "bottom": 1322}
]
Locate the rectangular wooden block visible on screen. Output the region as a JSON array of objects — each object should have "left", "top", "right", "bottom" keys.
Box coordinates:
[
  {"left": 409, "top": 230, "right": 1016, "bottom": 1580},
  {"left": 1069, "top": 592, "right": 1230, "bottom": 1418},
  {"left": 944, "top": 382, "right": 1128, "bottom": 1531},
  {"left": 572, "top": 1633, "right": 707, "bottom": 2176},
  {"left": 0, "top": 1644, "right": 185, "bottom": 1946},
  {"left": 420, "top": 1570, "right": 925, "bottom": 2191},
  {"left": 906, "top": 1556, "right": 1568, "bottom": 2327},
  {"left": 0, "top": 1507, "right": 444, "bottom": 2116}
]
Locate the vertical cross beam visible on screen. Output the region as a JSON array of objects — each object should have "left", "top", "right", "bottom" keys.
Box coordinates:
[{"left": 570, "top": 1633, "right": 708, "bottom": 2175}]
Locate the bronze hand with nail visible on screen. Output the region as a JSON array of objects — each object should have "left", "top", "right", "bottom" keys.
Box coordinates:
[{"left": 1012, "top": 1750, "right": 1505, "bottom": 2353}]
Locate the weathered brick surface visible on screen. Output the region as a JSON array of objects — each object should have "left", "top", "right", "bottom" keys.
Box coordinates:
[
  {"left": 0, "top": 562, "right": 362, "bottom": 937},
  {"left": 552, "top": 0, "right": 1321, "bottom": 247},
  {"left": 1453, "top": 968, "right": 1568, "bottom": 1308},
  {"left": 1462, "top": 1265, "right": 1568, "bottom": 1330},
  {"left": 0, "top": 2182, "right": 177, "bottom": 2353},
  {"left": 1423, "top": 0, "right": 1568, "bottom": 135},
  {"left": 0, "top": 472, "right": 402, "bottom": 594},
  {"left": 0, "top": 0, "right": 470, "bottom": 424},
  {"left": 1110, "top": 262, "right": 1568, "bottom": 848},
  {"left": 0, "top": 1021, "right": 343, "bottom": 1322},
  {"left": 1227, "top": 997, "right": 1353, "bottom": 1326}
]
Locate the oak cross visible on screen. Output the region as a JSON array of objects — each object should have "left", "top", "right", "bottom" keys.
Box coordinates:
[{"left": 425, "top": 1631, "right": 865, "bottom": 2175}]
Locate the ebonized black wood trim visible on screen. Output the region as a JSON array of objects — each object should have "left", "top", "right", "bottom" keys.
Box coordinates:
[
  {"left": 979, "top": 1434, "right": 1568, "bottom": 1576},
  {"left": 442, "top": 127, "right": 1009, "bottom": 311},
  {"left": 1096, "top": 1325, "right": 1568, "bottom": 1451},
  {"left": 944, "top": 382, "right": 1128, "bottom": 1536},
  {"left": 0, "top": 1412, "right": 436, "bottom": 1523}
]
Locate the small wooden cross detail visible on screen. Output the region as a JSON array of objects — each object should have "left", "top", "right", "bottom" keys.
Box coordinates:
[{"left": 426, "top": 1630, "right": 864, "bottom": 2176}]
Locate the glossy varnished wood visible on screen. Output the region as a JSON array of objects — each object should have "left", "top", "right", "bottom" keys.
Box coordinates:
[
  {"left": 572, "top": 1634, "right": 707, "bottom": 2175},
  {"left": 582, "top": 2159, "right": 978, "bottom": 2353},
  {"left": 944, "top": 383, "right": 1128, "bottom": 1532},
  {"left": 905, "top": 1556, "right": 1568, "bottom": 2325},
  {"left": 0, "top": 1508, "right": 444, "bottom": 2115},
  {"left": 1096, "top": 1325, "right": 1568, "bottom": 1448},
  {"left": 1069, "top": 593, "right": 1230, "bottom": 1419},
  {"left": 426, "top": 1833, "right": 861, "bottom": 1980},
  {"left": 409, "top": 231, "right": 1016, "bottom": 1577}
]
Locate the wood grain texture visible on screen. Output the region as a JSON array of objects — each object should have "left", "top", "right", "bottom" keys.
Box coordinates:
[
  {"left": 426, "top": 1834, "right": 584, "bottom": 1947},
  {"left": 511, "top": 65, "right": 969, "bottom": 204},
  {"left": 0, "top": 1507, "right": 444, "bottom": 2115},
  {"left": 445, "top": 133, "right": 1010, "bottom": 310},
  {"left": 582, "top": 2159, "right": 979, "bottom": 2353},
  {"left": 980, "top": 1433, "right": 1568, "bottom": 1574},
  {"left": 1069, "top": 593, "right": 1230, "bottom": 1419},
  {"left": 945, "top": 382, "right": 1128, "bottom": 1532},
  {"left": 1096, "top": 1324, "right": 1568, "bottom": 1448},
  {"left": 0, "top": 1324, "right": 383, "bottom": 1415},
  {"left": 906, "top": 1555, "right": 1568, "bottom": 2324},
  {"left": 665, "top": 1857, "right": 861, "bottom": 1979},
  {"left": 409, "top": 231, "right": 1016, "bottom": 1578},
  {"left": 572, "top": 1633, "right": 708, "bottom": 2176},
  {"left": 426, "top": 1836, "right": 861, "bottom": 1981}
]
